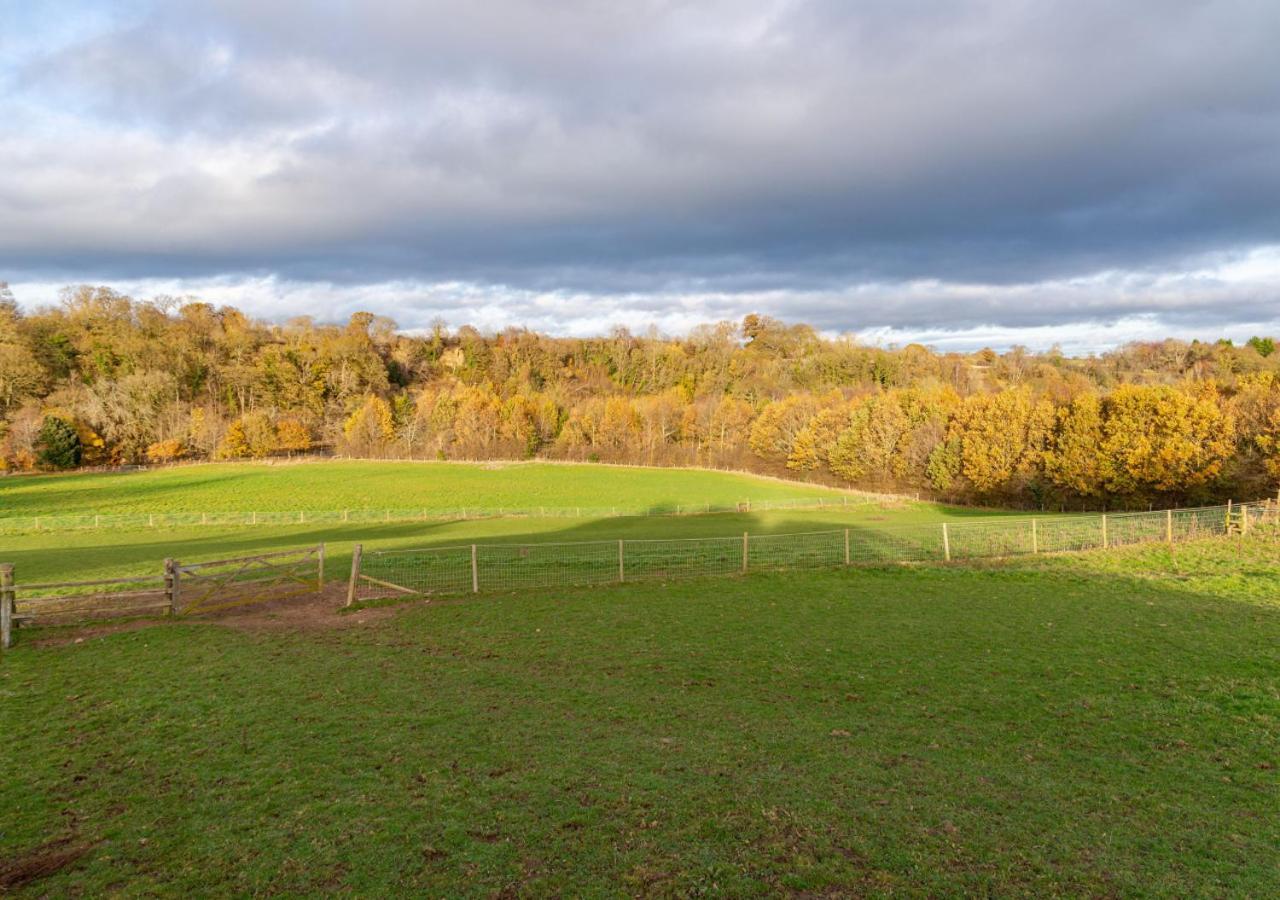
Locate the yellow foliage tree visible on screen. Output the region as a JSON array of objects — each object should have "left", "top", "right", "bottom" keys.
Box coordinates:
[
  {"left": 1256, "top": 406, "right": 1280, "bottom": 481},
  {"left": 240, "top": 411, "right": 278, "bottom": 458},
  {"left": 1101, "top": 384, "right": 1236, "bottom": 498},
  {"left": 828, "top": 395, "right": 909, "bottom": 482},
  {"left": 216, "top": 420, "right": 250, "bottom": 459},
  {"left": 706, "top": 396, "right": 755, "bottom": 454},
  {"left": 500, "top": 394, "right": 540, "bottom": 456},
  {"left": 343, "top": 396, "right": 395, "bottom": 457},
  {"left": 145, "top": 439, "right": 186, "bottom": 463},
  {"left": 749, "top": 394, "right": 821, "bottom": 463},
  {"left": 1044, "top": 392, "right": 1108, "bottom": 497},
  {"left": 789, "top": 406, "right": 851, "bottom": 472},
  {"left": 275, "top": 418, "right": 312, "bottom": 454},
  {"left": 598, "top": 396, "right": 640, "bottom": 451},
  {"left": 453, "top": 385, "right": 502, "bottom": 454},
  {"left": 948, "top": 389, "right": 1053, "bottom": 495}
]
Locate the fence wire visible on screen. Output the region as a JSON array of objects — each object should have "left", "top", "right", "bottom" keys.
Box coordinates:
[{"left": 351, "top": 500, "right": 1274, "bottom": 603}]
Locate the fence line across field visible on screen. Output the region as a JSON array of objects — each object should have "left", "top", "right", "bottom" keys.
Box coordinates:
[
  {"left": 0, "top": 493, "right": 905, "bottom": 535},
  {"left": 348, "top": 500, "right": 1277, "bottom": 606}
]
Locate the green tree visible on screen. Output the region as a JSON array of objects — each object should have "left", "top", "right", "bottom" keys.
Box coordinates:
[
  {"left": 926, "top": 438, "right": 961, "bottom": 493},
  {"left": 36, "top": 415, "right": 82, "bottom": 469},
  {"left": 1246, "top": 336, "right": 1275, "bottom": 358}
]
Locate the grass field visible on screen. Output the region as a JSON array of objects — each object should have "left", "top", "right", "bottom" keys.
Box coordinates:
[
  {"left": 3, "top": 536, "right": 1277, "bottom": 895},
  {"left": 0, "top": 460, "right": 858, "bottom": 518},
  {"left": 0, "top": 461, "right": 997, "bottom": 587}
]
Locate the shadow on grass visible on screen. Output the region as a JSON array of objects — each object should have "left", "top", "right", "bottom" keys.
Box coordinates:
[{"left": 0, "top": 470, "right": 262, "bottom": 517}]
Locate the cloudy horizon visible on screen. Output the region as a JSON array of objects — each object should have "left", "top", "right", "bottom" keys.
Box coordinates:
[{"left": 3, "top": 1, "right": 1279, "bottom": 352}]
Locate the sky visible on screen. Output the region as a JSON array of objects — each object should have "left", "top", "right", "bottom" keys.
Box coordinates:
[{"left": 2, "top": 0, "right": 1279, "bottom": 353}]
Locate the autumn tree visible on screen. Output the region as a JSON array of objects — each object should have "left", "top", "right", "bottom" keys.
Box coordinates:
[
  {"left": 146, "top": 439, "right": 186, "bottom": 463},
  {"left": 452, "top": 385, "right": 503, "bottom": 455},
  {"left": 1255, "top": 406, "right": 1280, "bottom": 481},
  {"left": 275, "top": 418, "right": 312, "bottom": 454},
  {"left": 749, "top": 394, "right": 821, "bottom": 464},
  {"left": 948, "top": 390, "right": 1053, "bottom": 497},
  {"left": 343, "top": 396, "right": 395, "bottom": 457},
  {"left": 239, "top": 411, "right": 278, "bottom": 458},
  {"left": 828, "top": 395, "right": 909, "bottom": 482},
  {"left": 217, "top": 420, "right": 251, "bottom": 459},
  {"left": 1100, "top": 385, "right": 1236, "bottom": 500},
  {"left": 704, "top": 396, "right": 755, "bottom": 458},
  {"left": 1044, "top": 392, "right": 1108, "bottom": 498},
  {"left": 0, "top": 290, "right": 45, "bottom": 413},
  {"left": 789, "top": 405, "right": 851, "bottom": 472},
  {"left": 597, "top": 396, "right": 641, "bottom": 455},
  {"left": 82, "top": 370, "right": 181, "bottom": 462}
]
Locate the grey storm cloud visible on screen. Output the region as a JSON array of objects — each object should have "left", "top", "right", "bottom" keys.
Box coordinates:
[{"left": 2, "top": 0, "right": 1280, "bottom": 347}]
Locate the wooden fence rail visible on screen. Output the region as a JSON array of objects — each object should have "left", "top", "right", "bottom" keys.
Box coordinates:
[{"left": 0, "top": 544, "right": 324, "bottom": 649}]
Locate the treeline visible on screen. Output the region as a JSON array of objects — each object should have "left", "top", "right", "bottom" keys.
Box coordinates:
[{"left": 2, "top": 284, "right": 1279, "bottom": 509}]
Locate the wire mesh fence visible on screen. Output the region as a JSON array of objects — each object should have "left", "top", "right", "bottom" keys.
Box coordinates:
[
  {"left": 349, "top": 500, "right": 1277, "bottom": 604},
  {"left": 0, "top": 494, "right": 897, "bottom": 535}
]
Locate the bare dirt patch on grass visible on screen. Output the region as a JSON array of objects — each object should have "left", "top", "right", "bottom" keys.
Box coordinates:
[
  {"left": 207, "top": 583, "right": 411, "bottom": 634},
  {"left": 20, "top": 584, "right": 417, "bottom": 647},
  {"left": 0, "top": 836, "right": 97, "bottom": 892}
]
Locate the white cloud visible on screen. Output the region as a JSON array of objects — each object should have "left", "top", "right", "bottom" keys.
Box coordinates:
[{"left": 10, "top": 245, "right": 1280, "bottom": 353}]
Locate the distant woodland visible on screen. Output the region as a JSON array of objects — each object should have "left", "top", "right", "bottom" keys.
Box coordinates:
[{"left": 3, "top": 284, "right": 1279, "bottom": 509}]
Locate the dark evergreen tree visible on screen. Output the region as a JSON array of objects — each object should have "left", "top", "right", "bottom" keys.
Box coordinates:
[{"left": 36, "top": 416, "right": 82, "bottom": 469}]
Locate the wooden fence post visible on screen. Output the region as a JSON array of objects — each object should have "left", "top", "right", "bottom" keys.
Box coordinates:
[
  {"left": 1031, "top": 518, "right": 1038, "bottom": 554},
  {"left": 742, "top": 532, "right": 749, "bottom": 574},
  {"left": 941, "top": 523, "right": 951, "bottom": 562},
  {"left": 317, "top": 543, "right": 325, "bottom": 590},
  {"left": 345, "top": 544, "right": 363, "bottom": 608},
  {"left": 1240, "top": 503, "right": 1248, "bottom": 536},
  {"left": 618, "top": 540, "right": 625, "bottom": 582},
  {"left": 164, "top": 558, "right": 178, "bottom": 615},
  {"left": 1, "top": 563, "right": 13, "bottom": 650},
  {"left": 471, "top": 544, "right": 479, "bottom": 594},
  {"left": 844, "top": 528, "right": 851, "bottom": 566},
  {"left": 1101, "top": 514, "right": 1108, "bottom": 549},
  {"left": 1166, "top": 508, "right": 1173, "bottom": 544}
]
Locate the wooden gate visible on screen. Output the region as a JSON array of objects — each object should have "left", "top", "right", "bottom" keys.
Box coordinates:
[{"left": 174, "top": 545, "right": 324, "bottom": 616}]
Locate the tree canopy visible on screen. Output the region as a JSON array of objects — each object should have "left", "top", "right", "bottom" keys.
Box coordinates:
[{"left": 1, "top": 283, "right": 1275, "bottom": 508}]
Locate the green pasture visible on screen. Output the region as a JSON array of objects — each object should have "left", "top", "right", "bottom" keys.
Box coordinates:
[
  {"left": 0, "top": 460, "right": 1010, "bottom": 587},
  {"left": 0, "top": 460, "right": 856, "bottom": 518},
  {"left": 2, "top": 536, "right": 1277, "bottom": 895}
]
